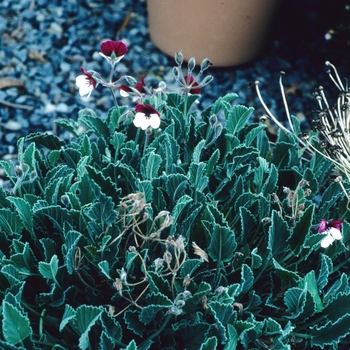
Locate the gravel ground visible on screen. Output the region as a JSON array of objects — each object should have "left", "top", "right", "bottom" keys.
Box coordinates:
[{"left": 0, "top": 0, "right": 349, "bottom": 159}]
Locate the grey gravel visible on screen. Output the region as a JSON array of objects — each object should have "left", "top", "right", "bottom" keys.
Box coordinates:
[{"left": 0, "top": 0, "right": 348, "bottom": 158}]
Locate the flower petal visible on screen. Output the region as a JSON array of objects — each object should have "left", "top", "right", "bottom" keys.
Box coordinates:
[
  {"left": 318, "top": 219, "right": 327, "bottom": 233},
  {"left": 133, "top": 112, "right": 148, "bottom": 130},
  {"left": 321, "top": 234, "right": 335, "bottom": 248},
  {"left": 149, "top": 114, "right": 161, "bottom": 129},
  {"left": 328, "top": 227, "right": 342, "bottom": 240}
]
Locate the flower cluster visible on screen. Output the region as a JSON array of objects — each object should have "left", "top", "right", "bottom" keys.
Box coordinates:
[
  {"left": 75, "top": 40, "right": 160, "bottom": 131},
  {"left": 75, "top": 41, "right": 214, "bottom": 136}
]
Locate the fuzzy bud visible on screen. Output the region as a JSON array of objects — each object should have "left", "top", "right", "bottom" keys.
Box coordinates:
[
  {"left": 183, "top": 274, "right": 192, "bottom": 288},
  {"left": 113, "top": 278, "right": 123, "bottom": 294},
  {"left": 214, "top": 123, "right": 223, "bottom": 138},
  {"left": 61, "top": 194, "right": 71, "bottom": 207},
  {"left": 209, "top": 114, "right": 218, "bottom": 127},
  {"left": 15, "top": 166, "right": 24, "bottom": 179},
  {"left": 187, "top": 57, "right": 196, "bottom": 74},
  {"left": 176, "top": 235, "right": 185, "bottom": 251},
  {"left": 200, "top": 75, "right": 214, "bottom": 87},
  {"left": 200, "top": 58, "right": 212, "bottom": 71},
  {"left": 172, "top": 67, "right": 180, "bottom": 80},
  {"left": 154, "top": 258, "right": 164, "bottom": 271},
  {"left": 174, "top": 52, "right": 184, "bottom": 66},
  {"left": 124, "top": 75, "right": 137, "bottom": 86},
  {"left": 163, "top": 251, "right": 172, "bottom": 264},
  {"left": 29, "top": 170, "right": 37, "bottom": 182}
]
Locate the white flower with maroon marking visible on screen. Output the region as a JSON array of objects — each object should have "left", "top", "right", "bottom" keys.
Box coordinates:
[
  {"left": 75, "top": 68, "right": 97, "bottom": 98},
  {"left": 133, "top": 104, "right": 160, "bottom": 130},
  {"left": 318, "top": 218, "right": 343, "bottom": 248}
]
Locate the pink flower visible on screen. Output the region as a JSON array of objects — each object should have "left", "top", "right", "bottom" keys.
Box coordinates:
[
  {"left": 133, "top": 104, "right": 160, "bottom": 130},
  {"left": 119, "top": 77, "right": 146, "bottom": 97},
  {"left": 318, "top": 218, "right": 344, "bottom": 248},
  {"left": 183, "top": 74, "right": 201, "bottom": 94},
  {"left": 99, "top": 40, "right": 128, "bottom": 62},
  {"left": 75, "top": 68, "right": 97, "bottom": 98}
]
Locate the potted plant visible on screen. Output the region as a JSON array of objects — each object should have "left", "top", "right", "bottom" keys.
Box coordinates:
[
  {"left": 0, "top": 40, "right": 350, "bottom": 349},
  {"left": 147, "top": 0, "right": 281, "bottom": 67}
]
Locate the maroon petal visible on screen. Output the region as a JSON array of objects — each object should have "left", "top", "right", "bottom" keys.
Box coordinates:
[
  {"left": 329, "top": 218, "right": 344, "bottom": 230},
  {"left": 318, "top": 219, "right": 327, "bottom": 233},
  {"left": 100, "top": 40, "right": 128, "bottom": 57},
  {"left": 119, "top": 84, "right": 132, "bottom": 93},
  {"left": 135, "top": 104, "right": 160, "bottom": 117},
  {"left": 80, "top": 68, "right": 96, "bottom": 89}
]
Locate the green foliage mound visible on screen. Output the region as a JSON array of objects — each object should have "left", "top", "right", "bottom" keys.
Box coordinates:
[{"left": 0, "top": 69, "right": 350, "bottom": 349}]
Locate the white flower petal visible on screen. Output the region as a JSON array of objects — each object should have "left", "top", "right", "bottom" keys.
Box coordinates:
[
  {"left": 133, "top": 112, "right": 148, "bottom": 130},
  {"left": 328, "top": 227, "right": 342, "bottom": 240},
  {"left": 321, "top": 234, "right": 335, "bottom": 248},
  {"left": 120, "top": 89, "right": 130, "bottom": 97},
  {"left": 76, "top": 75, "right": 94, "bottom": 98},
  {"left": 149, "top": 113, "right": 160, "bottom": 129}
]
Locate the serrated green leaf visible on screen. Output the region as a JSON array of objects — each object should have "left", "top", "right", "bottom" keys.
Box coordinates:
[
  {"left": 251, "top": 248, "right": 262, "bottom": 269},
  {"left": 322, "top": 292, "right": 350, "bottom": 322},
  {"left": 124, "top": 310, "right": 144, "bottom": 337},
  {"left": 288, "top": 204, "right": 314, "bottom": 256},
  {"left": 33, "top": 201, "right": 74, "bottom": 234},
  {"left": 273, "top": 259, "right": 300, "bottom": 286},
  {"left": 206, "top": 222, "right": 237, "bottom": 263},
  {"left": 317, "top": 254, "right": 333, "bottom": 291},
  {"left": 122, "top": 339, "right": 138, "bottom": 350},
  {"left": 2, "top": 301, "right": 32, "bottom": 345},
  {"left": 38, "top": 254, "right": 59, "bottom": 281},
  {"left": 78, "top": 108, "right": 110, "bottom": 139},
  {"left": 98, "top": 261, "right": 112, "bottom": 280},
  {"left": 245, "top": 124, "right": 266, "bottom": 146},
  {"left": 206, "top": 148, "right": 220, "bottom": 176},
  {"left": 139, "top": 304, "right": 168, "bottom": 325},
  {"left": 226, "top": 105, "right": 254, "bottom": 135},
  {"left": 316, "top": 182, "right": 344, "bottom": 221},
  {"left": 85, "top": 192, "right": 117, "bottom": 226},
  {"left": 166, "top": 173, "right": 188, "bottom": 202},
  {"left": 180, "top": 258, "right": 203, "bottom": 278},
  {"left": 0, "top": 209, "right": 23, "bottom": 236},
  {"left": 75, "top": 305, "right": 103, "bottom": 350},
  {"left": 239, "top": 206, "right": 257, "bottom": 243},
  {"left": 60, "top": 304, "right": 76, "bottom": 331},
  {"left": 137, "top": 180, "right": 153, "bottom": 203},
  {"left": 1, "top": 265, "right": 22, "bottom": 284},
  {"left": 192, "top": 140, "right": 206, "bottom": 163},
  {"left": 284, "top": 287, "right": 316, "bottom": 322},
  {"left": 200, "top": 336, "right": 218, "bottom": 350},
  {"left": 300, "top": 270, "right": 323, "bottom": 313},
  {"left": 324, "top": 273, "right": 349, "bottom": 305},
  {"left": 7, "top": 197, "right": 34, "bottom": 235},
  {"left": 140, "top": 151, "right": 162, "bottom": 180},
  {"left": 238, "top": 264, "right": 254, "bottom": 295},
  {"left": 25, "top": 132, "right": 66, "bottom": 150},
  {"left": 310, "top": 313, "right": 350, "bottom": 347},
  {"left": 268, "top": 210, "right": 290, "bottom": 258},
  {"left": 262, "top": 163, "right": 278, "bottom": 196},
  {"left": 188, "top": 162, "right": 208, "bottom": 192},
  {"left": 55, "top": 118, "right": 80, "bottom": 136}
]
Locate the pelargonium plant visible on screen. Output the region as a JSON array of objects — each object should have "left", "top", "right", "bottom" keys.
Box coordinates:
[{"left": 0, "top": 39, "right": 350, "bottom": 349}]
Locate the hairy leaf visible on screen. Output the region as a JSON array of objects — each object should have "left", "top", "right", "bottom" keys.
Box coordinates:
[{"left": 2, "top": 301, "right": 32, "bottom": 345}]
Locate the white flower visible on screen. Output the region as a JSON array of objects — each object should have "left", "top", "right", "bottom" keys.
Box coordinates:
[
  {"left": 318, "top": 218, "right": 343, "bottom": 248},
  {"left": 133, "top": 104, "right": 160, "bottom": 130},
  {"left": 75, "top": 68, "right": 96, "bottom": 98}
]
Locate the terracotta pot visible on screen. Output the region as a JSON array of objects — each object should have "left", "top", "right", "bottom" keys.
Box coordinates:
[{"left": 147, "top": 0, "right": 281, "bottom": 67}]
